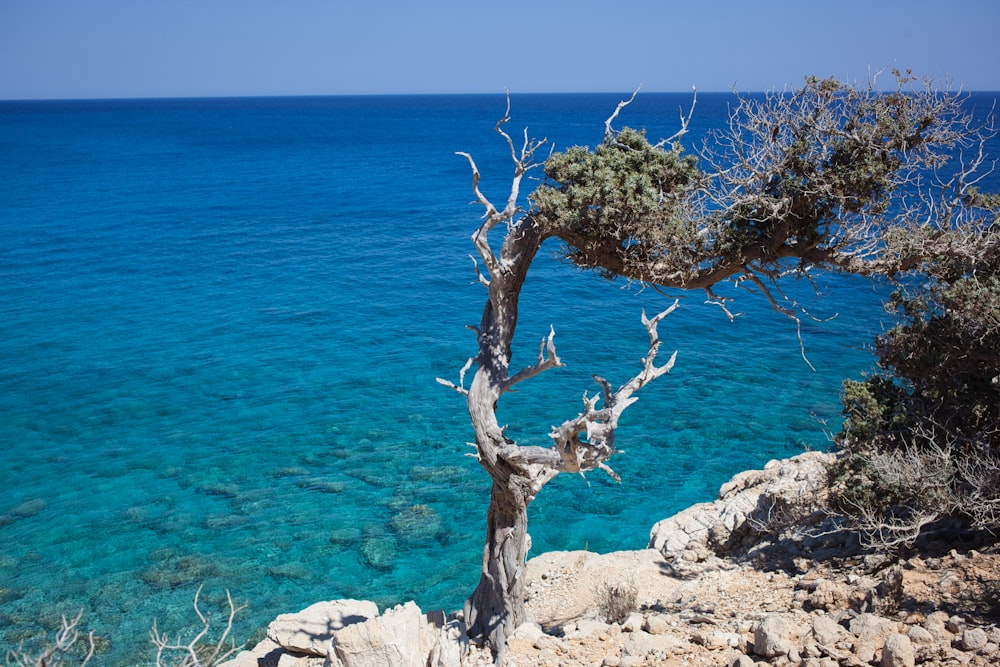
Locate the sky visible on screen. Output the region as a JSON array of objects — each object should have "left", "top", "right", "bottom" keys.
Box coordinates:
[{"left": 1, "top": 0, "right": 998, "bottom": 100}]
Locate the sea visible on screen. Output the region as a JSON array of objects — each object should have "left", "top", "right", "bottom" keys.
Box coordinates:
[{"left": 1, "top": 92, "right": 996, "bottom": 663}]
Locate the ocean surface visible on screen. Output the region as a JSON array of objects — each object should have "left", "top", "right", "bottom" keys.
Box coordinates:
[{"left": 1, "top": 92, "right": 995, "bottom": 663}]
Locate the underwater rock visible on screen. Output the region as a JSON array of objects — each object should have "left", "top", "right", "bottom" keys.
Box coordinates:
[
  {"left": 0, "top": 587, "right": 24, "bottom": 605},
  {"left": 297, "top": 478, "right": 346, "bottom": 494},
  {"left": 197, "top": 482, "right": 241, "bottom": 499},
  {"left": 329, "top": 527, "right": 363, "bottom": 545},
  {"left": 203, "top": 513, "right": 249, "bottom": 530},
  {"left": 0, "top": 498, "right": 48, "bottom": 527},
  {"left": 359, "top": 533, "right": 398, "bottom": 571},
  {"left": 271, "top": 466, "right": 309, "bottom": 478},
  {"left": 268, "top": 561, "right": 311, "bottom": 581},
  {"left": 407, "top": 465, "right": 466, "bottom": 483},
  {"left": 140, "top": 554, "right": 220, "bottom": 590},
  {"left": 390, "top": 504, "right": 443, "bottom": 545},
  {"left": 11, "top": 498, "right": 48, "bottom": 517}
]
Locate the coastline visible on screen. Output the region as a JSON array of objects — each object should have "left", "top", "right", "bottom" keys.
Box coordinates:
[{"left": 222, "top": 452, "right": 1000, "bottom": 666}]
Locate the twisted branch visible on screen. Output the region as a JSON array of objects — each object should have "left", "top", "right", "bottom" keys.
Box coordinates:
[{"left": 549, "top": 302, "right": 679, "bottom": 481}]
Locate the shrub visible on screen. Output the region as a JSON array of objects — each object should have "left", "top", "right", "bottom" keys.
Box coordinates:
[
  {"left": 595, "top": 579, "right": 638, "bottom": 625},
  {"left": 832, "top": 216, "right": 1000, "bottom": 547}
]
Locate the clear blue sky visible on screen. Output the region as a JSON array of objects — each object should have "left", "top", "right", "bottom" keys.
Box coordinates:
[{"left": 2, "top": 0, "right": 998, "bottom": 99}]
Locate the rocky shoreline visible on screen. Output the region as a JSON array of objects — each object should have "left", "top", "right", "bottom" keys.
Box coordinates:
[{"left": 223, "top": 453, "right": 1000, "bottom": 667}]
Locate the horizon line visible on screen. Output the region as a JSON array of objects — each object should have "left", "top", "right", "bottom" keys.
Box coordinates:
[{"left": 5, "top": 88, "right": 1000, "bottom": 104}]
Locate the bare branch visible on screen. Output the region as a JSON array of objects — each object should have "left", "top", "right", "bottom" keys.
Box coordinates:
[
  {"left": 436, "top": 357, "right": 475, "bottom": 396},
  {"left": 605, "top": 87, "right": 641, "bottom": 143},
  {"left": 151, "top": 586, "right": 246, "bottom": 667},
  {"left": 548, "top": 303, "right": 679, "bottom": 479},
  {"left": 655, "top": 85, "right": 698, "bottom": 148},
  {"left": 5, "top": 611, "right": 94, "bottom": 667},
  {"left": 504, "top": 326, "right": 564, "bottom": 391}
]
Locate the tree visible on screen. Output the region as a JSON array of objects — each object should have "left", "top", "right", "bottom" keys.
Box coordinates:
[
  {"left": 441, "top": 71, "right": 993, "bottom": 660},
  {"left": 835, "top": 191, "right": 1000, "bottom": 547}
]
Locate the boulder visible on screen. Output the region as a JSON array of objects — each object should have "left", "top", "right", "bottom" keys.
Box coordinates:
[
  {"left": 850, "top": 613, "right": 899, "bottom": 664},
  {"left": 328, "top": 602, "right": 424, "bottom": 667},
  {"left": 649, "top": 452, "right": 834, "bottom": 562},
  {"left": 754, "top": 614, "right": 802, "bottom": 658},
  {"left": 882, "top": 634, "right": 915, "bottom": 667},
  {"left": 960, "top": 627, "right": 988, "bottom": 652},
  {"left": 812, "top": 615, "right": 851, "bottom": 647},
  {"left": 327, "top": 602, "right": 466, "bottom": 667},
  {"left": 267, "top": 600, "right": 379, "bottom": 656}
]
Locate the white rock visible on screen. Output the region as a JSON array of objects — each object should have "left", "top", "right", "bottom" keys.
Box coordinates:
[
  {"left": 621, "top": 612, "right": 643, "bottom": 633},
  {"left": 754, "top": 614, "right": 799, "bottom": 658},
  {"left": 882, "top": 634, "right": 915, "bottom": 667},
  {"left": 905, "top": 625, "right": 934, "bottom": 645},
  {"left": 642, "top": 614, "right": 670, "bottom": 635},
  {"left": 509, "top": 621, "right": 544, "bottom": 643},
  {"left": 812, "top": 615, "right": 851, "bottom": 646},
  {"left": 849, "top": 612, "right": 898, "bottom": 642},
  {"left": 649, "top": 452, "right": 834, "bottom": 561},
  {"left": 960, "top": 627, "right": 988, "bottom": 652},
  {"left": 575, "top": 618, "right": 610, "bottom": 637},
  {"left": 426, "top": 616, "right": 467, "bottom": 667},
  {"left": 328, "top": 601, "right": 425, "bottom": 667},
  {"left": 276, "top": 654, "right": 323, "bottom": 667},
  {"left": 267, "top": 600, "right": 379, "bottom": 656}
]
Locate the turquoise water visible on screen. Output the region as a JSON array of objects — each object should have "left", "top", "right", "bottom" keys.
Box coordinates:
[{"left": 1, "top": 93, "right": 991, "bottom": 663}]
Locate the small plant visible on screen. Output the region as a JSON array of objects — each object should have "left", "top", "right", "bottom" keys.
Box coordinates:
[{"left": 595, "top": 578, "right": 638, "bottom": 625}]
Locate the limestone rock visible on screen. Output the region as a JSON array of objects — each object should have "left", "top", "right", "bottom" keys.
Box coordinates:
[
  {"left": 328, "top": 601, "right": 425, "bottom": 667},
  {"left": 923, "top": 611, "right": 953, "bottom": 641},
  {"left": 812, "top": 615, "right": 851, "bottom": 647},
  {"left": 850, "top": 613, "right": 898, "bottom": 664},
  {"left": 649, "top": 452, "right": 834, "bottom": 562},
  {"left": 621, "top": 629, "right": 687, "bottom": 657},
  {"left": 905, "top": 625, "right": 934, "bottom": 646},
  {"left": 881, "top": 634, "right": 915, "bottom": 667},
  {"left": 267, "top": 600, "right": 379, "bottom": 656},
  {"left": 426, "top": 615, "right": 467, "bottom": 667},
  {"left": 960, "top": 627, "right": 988, "bottom": 651},
  {"left": 324, "top": 601, "right": 464, "bottom": 667},
  {"left": 276, "top": 654, "right": 324, "bottom": 667},
  {"left": 754, "top": 614, "right": 800, "bottom": 658},
  {"left": 808, "top": 580, "right": 850, "bottom": 611},
  {"left": 643, "top": 614, "right": 670, "bottom": 635}
]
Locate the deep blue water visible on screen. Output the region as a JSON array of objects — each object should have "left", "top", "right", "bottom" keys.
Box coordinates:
[{"left": 1, "top": 93, "right": 994, "bottom": 663}]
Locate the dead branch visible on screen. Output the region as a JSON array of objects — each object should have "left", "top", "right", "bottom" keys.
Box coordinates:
[
  {"left": 503, "top": 326, "right": 564, "bottom": 391},
  {"left": 5, "top": 611, "right": 94, "bottom": 667},
  {"left": 150, "top": 586, "right": 246, "bottom": 667},
  {"left": 549, "top": 303, "right": 679, "bottom": 480}
]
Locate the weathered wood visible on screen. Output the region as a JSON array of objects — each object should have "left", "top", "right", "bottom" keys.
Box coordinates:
[{"left": 442, "top": 100, "right": 681, "bottom": 662}]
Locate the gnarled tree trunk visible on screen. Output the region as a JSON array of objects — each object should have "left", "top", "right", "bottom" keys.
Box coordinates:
[{"left": 439, "top": 103, "right": 678, "bottom": 662}]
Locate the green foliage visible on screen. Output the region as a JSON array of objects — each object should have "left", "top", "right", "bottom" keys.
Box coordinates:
[
  {"left": 714, "top": 76, "right": 934, "bottom": 260},
  {"left": 834, "top": 219, "right": 1000, "bottom": 541},
  {"left": 840, "top": 376, "right": 911, "bottom": 444},
  {"left": 531, "top": 127, "right": 700, "bottom": 276}
]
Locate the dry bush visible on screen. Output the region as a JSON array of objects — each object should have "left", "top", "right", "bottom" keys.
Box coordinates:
[{"left": 595, "top": 578, "right": 638, "bottom": 625}]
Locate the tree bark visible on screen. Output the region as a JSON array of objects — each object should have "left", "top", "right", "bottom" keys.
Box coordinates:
[{"left": 463, "top": 474, "right": 532, "bottom": 664}]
